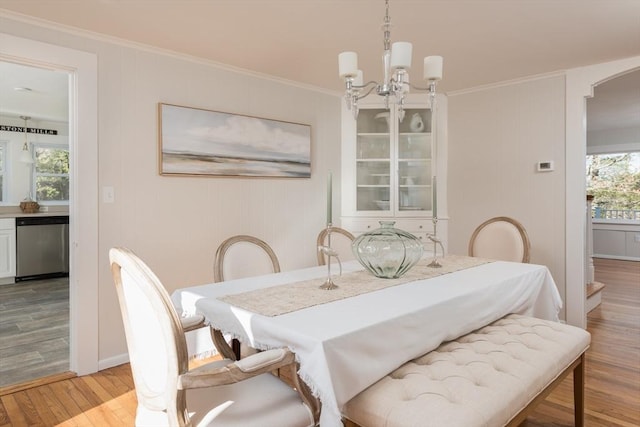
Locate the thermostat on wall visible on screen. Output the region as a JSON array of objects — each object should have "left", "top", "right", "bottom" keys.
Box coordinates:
[{"left": 537, "top": 161, "right": 554, "bottom": 172}]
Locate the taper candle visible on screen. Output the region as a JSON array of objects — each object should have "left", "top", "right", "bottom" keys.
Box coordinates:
[
  {"left": 432, "top": 176, "right": 438, "bottom": 218},
  {"left": 327, "top": 172, "right": 333, "bottom": 225}
]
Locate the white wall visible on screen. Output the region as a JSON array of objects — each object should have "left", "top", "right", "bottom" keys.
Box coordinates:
[
  {"left": 447, "top": 76, "right": 567, "bottom": 318},
  {"left": 1, "top": 16, "right": 342, "bottom": 364}
]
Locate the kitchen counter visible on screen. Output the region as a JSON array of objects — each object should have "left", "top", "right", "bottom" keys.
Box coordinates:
[{"left": 0, "top": 212, "right": 69, "bottom": 219}]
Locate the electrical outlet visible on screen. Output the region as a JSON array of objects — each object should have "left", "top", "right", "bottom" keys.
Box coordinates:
[{"left": 39, "top": 206, "right": 49, "bottom": 212}]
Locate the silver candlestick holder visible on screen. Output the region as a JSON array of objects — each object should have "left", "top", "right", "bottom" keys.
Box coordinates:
[
  {"left": 427, "top": 217, "right": 443, "bottom": 268},
  {"left": 319, "top": 224, "right": 341, "bottom": 289}
]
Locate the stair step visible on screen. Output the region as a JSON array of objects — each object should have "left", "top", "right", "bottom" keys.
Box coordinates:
[
  {"left": 587, "top": 281, "right": 605, "bottom": 298},
  {"left": 586, "top": 281, "right": 606, "bottom": 312}
]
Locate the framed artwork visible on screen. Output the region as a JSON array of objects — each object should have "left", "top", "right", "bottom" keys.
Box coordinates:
[{"left": 158, "top": 103, "right": 311, "bottom": 178}]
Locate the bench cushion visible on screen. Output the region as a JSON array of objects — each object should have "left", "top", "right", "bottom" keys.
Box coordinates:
[{"left": 343, "top": 314, "right": 591, "bottom": 427}]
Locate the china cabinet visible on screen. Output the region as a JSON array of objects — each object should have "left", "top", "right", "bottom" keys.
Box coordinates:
[
  {"left": 340, "top": 95, "right": 448, "bottom": 249},
  {"left": 0, "top": 218, "right": 16, "bottom": 284}
]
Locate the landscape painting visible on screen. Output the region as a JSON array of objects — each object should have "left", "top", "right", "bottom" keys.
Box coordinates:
[{"left": 159, "top": 103, "right": 311, "bottom": 178}]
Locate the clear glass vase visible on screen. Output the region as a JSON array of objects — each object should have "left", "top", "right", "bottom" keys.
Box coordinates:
[{"left": 351, "top": 221, "right": 424, "bottom": 279}]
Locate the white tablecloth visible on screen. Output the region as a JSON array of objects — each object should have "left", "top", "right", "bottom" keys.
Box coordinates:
[{"left": 172, "top": 259, "right": 562, "bottom": 427}]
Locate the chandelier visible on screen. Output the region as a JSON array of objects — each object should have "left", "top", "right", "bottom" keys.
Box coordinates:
[{"left": 338, "top": 0, "right": 443, "bottom": 121}]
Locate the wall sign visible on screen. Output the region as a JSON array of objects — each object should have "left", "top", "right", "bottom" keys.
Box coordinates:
[{"left": 0, "top": 125, "right": 58, "bottom": 135}]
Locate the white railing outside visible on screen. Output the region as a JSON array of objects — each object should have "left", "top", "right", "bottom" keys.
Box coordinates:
[{"left": 593, "top": 207, "right": 640, "bottom": 221}]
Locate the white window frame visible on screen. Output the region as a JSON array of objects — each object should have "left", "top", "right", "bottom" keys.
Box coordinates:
[
  {"left": 0, "top": 141, "right": 8, "bottom": 204},
  {"left": 32, "top": 142, "right": 70, "bottom": 205}
]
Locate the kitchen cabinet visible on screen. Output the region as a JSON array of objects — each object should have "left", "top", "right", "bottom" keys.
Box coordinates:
[
  {"left": 340, "top": 94, "right": 448, "bottom": 251},
  {"left": 0, "top": 218, "right": 16, "bottom": 284}
]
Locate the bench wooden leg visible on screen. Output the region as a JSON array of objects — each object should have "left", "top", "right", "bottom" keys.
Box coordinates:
[{"left": 574, "top": 353, "right": 585, "bottom": 427}]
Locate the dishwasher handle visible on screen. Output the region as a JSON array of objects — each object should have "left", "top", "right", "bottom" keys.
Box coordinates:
[{"left": 16, "top": 216, "right": 69, "bottom": 226}]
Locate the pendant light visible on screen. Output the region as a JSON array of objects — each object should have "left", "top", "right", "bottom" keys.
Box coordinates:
[{"left": 19, "top": 115, "right": 34, "bottom": 164}]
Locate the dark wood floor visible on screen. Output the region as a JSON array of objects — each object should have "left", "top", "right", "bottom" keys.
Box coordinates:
[
  {"left": 0, "top": 259, "right": 637, "bottom": 426},
  {"left": 0, "top": 278, "right": 69, "bottom": 388}
]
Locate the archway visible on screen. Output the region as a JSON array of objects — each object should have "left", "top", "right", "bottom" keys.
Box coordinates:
[{"left": 565, "top": 56, "right": 640, "bottom": 328}]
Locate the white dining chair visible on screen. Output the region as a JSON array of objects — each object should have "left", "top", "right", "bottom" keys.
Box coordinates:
[
  {"left": 214, "top": 235, "right": 281, "bottom": 282},
  {"left": 468, "top": 216, "right": 531, "bottom": 263},
  {"left": 316, "top": 227, "right": 355, "bottom": 266},
  {"left": 214, "top": 235, "right": 281, "bottom": 358},
  {"left": 109, "top": 247, "right": 318, "bottom": 427}
]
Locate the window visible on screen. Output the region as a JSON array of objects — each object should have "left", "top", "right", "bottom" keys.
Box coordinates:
[
  {"left": 33, "top": 143, "right": 69, "bottom": 203},
  {"left": 586, "top": 152, "right": 640, "bottom": 220},
  {"left": 0, "top": 142, "right": 6, "bottom": 203}
]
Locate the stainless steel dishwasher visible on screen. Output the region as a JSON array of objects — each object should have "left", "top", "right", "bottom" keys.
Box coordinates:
[{"left": 15, "top": 215, "right": 69, "bottom": 281}]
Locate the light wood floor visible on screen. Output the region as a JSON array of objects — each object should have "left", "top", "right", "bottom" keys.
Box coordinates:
[
  {"left": 523, "top": 258, "right": 640, "bottom": 427},
  {"left": 0, "top": 258, "right": 637, "bottom": 426}
]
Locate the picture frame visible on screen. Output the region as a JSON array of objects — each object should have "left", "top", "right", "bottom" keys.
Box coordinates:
[{"left": 158, "top": 103, "right": 311, "bottom": 178}]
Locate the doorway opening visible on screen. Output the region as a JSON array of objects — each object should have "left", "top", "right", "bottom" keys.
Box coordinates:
[
  {"left": 0, "top": 33, "right": 99, "bottom": 390},
  {"left": 0, "top": 60, "right": 71, "bottom": 389}
]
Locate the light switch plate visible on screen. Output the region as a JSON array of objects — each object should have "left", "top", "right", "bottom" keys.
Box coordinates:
[{"left": 103, "top": 186, "right": 115, "bottom": 203}]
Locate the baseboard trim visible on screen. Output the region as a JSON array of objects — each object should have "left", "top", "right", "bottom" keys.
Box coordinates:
[
  {"left": 0, "top": 277, "right": 15, "bottom": 285},
  {"left": 98, "top": 353, "right": 129, "bottom": 371}
]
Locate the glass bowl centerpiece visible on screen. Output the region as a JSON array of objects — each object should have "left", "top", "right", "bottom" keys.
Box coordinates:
[{"left": 352, "top": 221, "right": 424, "bottom": 279}]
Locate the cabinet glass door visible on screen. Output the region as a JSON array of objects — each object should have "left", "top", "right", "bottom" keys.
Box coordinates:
[
  {"left": 356, "top": 109, "right": 391, "bottom": 212},
  {"left": 397, "top": 108, "right": 432, "bottom": 212}
]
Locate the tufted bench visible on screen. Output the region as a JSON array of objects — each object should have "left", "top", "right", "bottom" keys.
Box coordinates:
[{"left": 343, "top": 314, "right": 591, "bottom": 427}]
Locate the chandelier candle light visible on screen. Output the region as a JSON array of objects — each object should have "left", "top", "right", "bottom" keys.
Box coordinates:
[
  {"left": 428, "top": 175, "right": 442, "bottom": 268},
  {"left": 321, "top": 171, "right": 339, "bottom": 289},
  {"left": 338, "top": 0, "right": 443, "bottom": 121}
]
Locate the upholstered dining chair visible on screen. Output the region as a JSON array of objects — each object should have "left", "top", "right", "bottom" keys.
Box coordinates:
[
  {"left": 214, "top": 235, "right": 281, "bottom": 282},
  {"left": 109, "top": 247, "right": 318, "bottom": 427},
  {"left": 468, "top": 216, "right": 531, "bottom": 263},
  {"left": 316, "top": 226, "right": 355, "bottom": 266},
  {"left": 214, "top": 235, "right": 281, "bottom": 359}
]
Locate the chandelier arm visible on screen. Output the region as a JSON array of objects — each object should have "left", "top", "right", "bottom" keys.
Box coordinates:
[
  {"left": 354, "top": 85, "right": 379, "bottom": 100},
  {"left": 405, "top": 82, "right": 438, "bottom": 92},
  {"left": 351, "top": 80, "right": 379, "bottom": 91}
]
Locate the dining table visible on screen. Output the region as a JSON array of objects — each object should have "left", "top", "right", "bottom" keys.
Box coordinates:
[{"left": 171, "top": 254, "right": 563, "bottom": 427}]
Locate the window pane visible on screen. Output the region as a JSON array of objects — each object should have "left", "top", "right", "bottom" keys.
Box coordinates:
[
  {"left": 35, "top": 148, "right": 69, "bottom": 174},
  {"left": 36, "top": 176, "right": 70, "bottom": 201},
  {"left": 0, "top": 176, "right": 3, "bottom": 202},
  {"left": 586, "top": 152, "right": 640, "bottom": 220},
  {"left": 34, "top": 145, "right": 70, "bottom": 203}
]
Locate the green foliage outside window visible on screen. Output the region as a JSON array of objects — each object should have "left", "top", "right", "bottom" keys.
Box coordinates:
[
  {"left": 586, "top": 152, "right": 640, "bottom": 213},
  {"left": 35, "top": 145, "right": 69, "bottom": 202}
]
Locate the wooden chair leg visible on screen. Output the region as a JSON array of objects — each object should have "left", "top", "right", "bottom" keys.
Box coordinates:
[
  {"left": 232, "top": 338, "right": 242, "bottom": 360},
  {"left": 574, "top": 353, "right": 585, "bottom": 427}
]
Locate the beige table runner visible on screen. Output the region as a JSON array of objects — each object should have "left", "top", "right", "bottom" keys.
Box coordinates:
[{"left": 219, "top": 254, "right": 492, "bottom": 316}]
